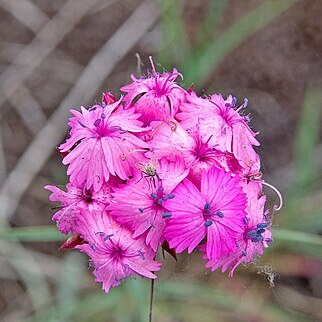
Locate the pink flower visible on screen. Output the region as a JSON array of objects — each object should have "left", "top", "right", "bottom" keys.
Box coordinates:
[
  {"left": 59, "top": 99, "right": 149, "bottom": 192},
  {"left": 203, "top": 181, "right": 272, "bottom": 276},
  {"left": 176, "top": 91, "right": 220, "bottom": 132},
  {"left": 164, "top": 166, "right": 247, "bottom": 261},
  {"left": 145, "top": 121, "right": 240, "bottom": 187},
  {"left": 184, "top": 132, "right": 242, "bottom": 187},
  {"left": 121, "top": 58, "right": 186, "bottom": 125},
  {"left": 145, "top": 120, "right": 194, "bottom": 162},
  {"left": 43, "top": 56, "right": 278, "bottom": 291},
  {"left": 176, "top": 92, "right": 260, "bottom": 173},
  {"left": 75, "top": 210, "right": 161, "bottom": 293},
  {"left": 108, "top": 158, "right": 188, "bottom": 251},
  {"left": 45, "top": 182, "right": 112, "bottom": 234}
]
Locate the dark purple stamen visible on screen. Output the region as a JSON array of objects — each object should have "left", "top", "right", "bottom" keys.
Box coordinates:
[
  {"left": 241, "top": 250, "right": 247, "bottom": 256},
  {"left": 204, "top": 219, "right": 213, "bottom": 227},
  {"left": 138, "top": 208, "right": 144, "bottom": 213},
  {"left": 247, "top": 230, "right": 258, "bottom": 237},
  {"left": 204, "top": 203, "right": 211, "bottom": 211},
  {"left": 101, "top": 113, "right": 106, "bottom": 119},
  {"left": 251, "top": 235, "right": 264, "bottom": 242},
  {"left": 77, "top": 120, "right": 87, "bottom": 128},
  {"left": 90, "top": 243, "right": 97, "bottom": 251},
  {"left": 265, "top": 238, "right": 273, "bottom": 243},
  {"left": 150, "top": 193, "right": 158, "bottom": 199},
  {"left": 257, "top": 223, "right": 268, "bottom": 229},
  {"left": 216, "top": 211, "right": 224, "bottom": 218},
  {"left": 232, "top": 96, "right": 237, "bottom": 107},
  {"left": 162, "top": 193, "right": 175, "bottom": 200},
  {"left": 244, "top": 217, "right": 249, "bottom": 224},
  {"left": 89, "top": 106, "right": 97, "bottom": 111},
  {"left": 94, "top": 118, "right": 101, "bottom": 127},
  {"left": 103, "top": 234, "right": 114, "bottom": 241},
  {"left": 162, "top": 212, "right": 172, "bottom": 218},
  {"left": 138, "top": 250, "right": 145, "bottom": 260},
  {"left": 109, "top": 126, "right": 122, "bottom": 131},
  {"left": 257, "top": 228, "right": 266, "bottom": 234},
  {"left": 123, "top": 264, "right": 129, "bottom": 274},
  {"left": 95, "top": 231, "right": 104, "bottom": 235}
]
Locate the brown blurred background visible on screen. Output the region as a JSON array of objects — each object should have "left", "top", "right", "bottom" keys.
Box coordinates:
[{"left": 0, "top": 0, "right": 322, "bottom": 321}]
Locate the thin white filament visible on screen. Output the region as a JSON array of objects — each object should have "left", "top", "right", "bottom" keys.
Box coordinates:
[{"left": 262, "top": 181, "right": 283, "bottom": 211}]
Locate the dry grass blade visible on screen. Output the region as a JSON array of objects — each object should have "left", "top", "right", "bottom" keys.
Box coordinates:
[
  {"left": 1, "top": 42, "right": 83, "bottom": 84},
  {"left": 0, "top": 0, "right": 159, "bottom": 221},
  {"left": 0, "top": 121, "right": 6, "bottom": 181},
  {"left": 9, "top": 85, "right": 47, "bottom": 135},
  {"left": 0, "top": 0, "right": 48, "bottom": 33},
  {"left": 1, "top": 248, "right": 64, "bottom": 282},
  {"left": 0, "top": 240, "right": 51, "bottom": 310},
  {"left": 90, "top": 0, "right": 119, "bottom": 15},
  {"left": 0, "top": 0, "right": 101, "bottom": 107}
]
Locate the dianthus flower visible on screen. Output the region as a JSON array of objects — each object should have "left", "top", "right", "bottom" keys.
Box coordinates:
[
  {"left": 108, "top": 158, "right": 188, "bottom": 251},
  {"left": 59, "top": 98, "right": 148, "bottom": 192},
  {"left": 177, "top": 91, "right": 260, "bottom": 173},
  {"left": 183, "top": 130, "right": 245, "bottom": 186},
  {"left": 145, "top": 121, "right": 239, "bottom": 187},
  {"left": 145, "top": 120, "right": 194, "bottom": 162},
  {"left": 45, "top": 182, "right": 112, "bottom": 234},
  {"left": 164, "top": 166, "right": 247, "bottom": 261},
  {"left": 75, "top": 210, "right": 162, "bottom": 293},
  {"left": 121, "top": 59, "right": 186, "bottom": 125},
  {"left": 203, "top": 181, "right": 272, "bottom": 276},
  {"left": 45, "top": 58, "right": 278, "bottom": 295}
]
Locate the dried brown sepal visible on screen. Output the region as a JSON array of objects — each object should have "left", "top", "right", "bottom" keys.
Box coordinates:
[
  {"left": 56, "top": 146, "right": 71, "bottom": 158},
  {"left": 59, "top": 233, "right": 85, "bottom": 250},
  {"left": 187, "top": 84, "right": 194, "bottom": 94},
  {"left": 161, "top": 240, "right": 177, "bottom": 261},
  {"left": 102, "top": 92, "right": 117, "bottom": 106}
]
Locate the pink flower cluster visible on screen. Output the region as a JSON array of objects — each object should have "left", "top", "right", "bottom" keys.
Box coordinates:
[{"left": 46, "top": 60, "right": 273, "bottom": 293}]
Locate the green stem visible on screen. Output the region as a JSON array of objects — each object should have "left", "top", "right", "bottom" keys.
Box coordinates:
[{"left": 149, "top": 278, "right": 155, "bottom": 322}]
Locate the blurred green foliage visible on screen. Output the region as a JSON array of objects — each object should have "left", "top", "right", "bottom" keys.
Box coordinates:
[{"left": 158, "top": 0, "right": 300, "bottom": 88}]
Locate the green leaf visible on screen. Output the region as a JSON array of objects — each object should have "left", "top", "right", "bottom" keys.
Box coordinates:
[
  {"left": 157, "top": 0, "right": 190, "bottom": 68},
  {"left": 0, "top": 226, "right": 65, "bottom": 242},
  {"left": 57, "top": 253, "right": 84, "bottom": 311},
  {"left": 273, "top": 228, "right": 322, "bottom": 259},
  {"left": 193, "top": 0, "right": 229, "bottom": 51},
  {"left": 183, "top": 0, "right": 300, "bottom": 87},
  {"left": 29, "top": 291, "right": 121, "bottom": 322},
  {"left": 274, "top": 229, "right": 322, "bottom": 247},
  {"left": 156, "top": 280, "right": 310, "bottom": 322},
  {"left": 289, "top": 86, "right": 321, "bottom": 201}
]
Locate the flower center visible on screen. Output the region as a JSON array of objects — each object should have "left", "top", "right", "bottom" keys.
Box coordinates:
[
  {"left": 93, "top": 118, "right": 121, "bottom": 138},
  {"left": 210, "top": 97, "right": 248, "bottom": 126},
  {"left": 202, "top": 203, "right": 224, "bottom": 227},
  {"left": 192, "top": 136, "right": 220, "bottom": 163},
  {"left": 111, "top": 245, "right": 124, "bottom": 261},
  {"left": 152, "top": 72, "right": 177, "bottom": 96},
  {"left": 150, "top": 187, "right": 175, "bottom": 207},
  {"left": 82, "top": 189, "right": 93, "bottom": 203}
]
